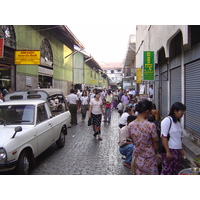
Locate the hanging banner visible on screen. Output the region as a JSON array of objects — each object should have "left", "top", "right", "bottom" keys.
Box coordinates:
[
  {"left": 143, "top": 51, "right": 154, "bottom": 80},
  {"left": 136, "top": 68, "right": 142, "bottom": 83},
  {"left": 15, "top": 50, "right": 40, "bottom": 65},
  {"left": 0, "top": 38, "right": 4, "bottom": 58}
]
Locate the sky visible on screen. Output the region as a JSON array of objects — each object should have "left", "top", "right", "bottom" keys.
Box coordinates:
[
  {"left": 4, "top": 0, "right": 197, "bottom": 65},
  {"left": 65, "top": 1, "right": 136, "bottom": 63}
]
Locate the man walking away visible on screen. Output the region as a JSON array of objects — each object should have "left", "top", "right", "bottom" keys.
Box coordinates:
[{"left": 67, "top": 89, "right": 78, "bottom": 126}]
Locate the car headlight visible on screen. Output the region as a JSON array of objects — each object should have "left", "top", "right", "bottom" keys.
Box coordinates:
[{"left": 0, "top": 148, "right": 7, "bottom": 164}]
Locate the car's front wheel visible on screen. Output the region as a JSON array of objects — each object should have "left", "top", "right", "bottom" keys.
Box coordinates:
[
  {"left": 16, "top": 150, "right": 30, "bottom": 175},
  {"left": 56, "top": 128, "right": 65, "bottom": 148}
]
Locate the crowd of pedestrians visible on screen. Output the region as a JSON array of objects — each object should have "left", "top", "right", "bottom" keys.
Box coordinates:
[
  {"left": 66, "top": 87, "right": 186, "bottom": 175},
  {"left": 0, "top": 86, "right": 13, "bottom": 103}
]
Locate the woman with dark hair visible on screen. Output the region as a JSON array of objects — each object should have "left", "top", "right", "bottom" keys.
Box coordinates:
[
  {"left": 80, "top": 90, "right": 89, "bottom": 120},
  {"left": 128, "top": 99, "right": 159, "bottom": 175},
  {"left": 161, "top": 102, "right": 186, "bottom": 175},
  {"left": 88, "top": 92, "right": 105, "bottom": 140}
]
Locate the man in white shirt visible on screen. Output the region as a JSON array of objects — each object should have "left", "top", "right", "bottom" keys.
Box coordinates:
[
  {"left": 149, "top": 85, "right": 153, "bottom": 99},
  {"left": 67, "top": 89, "right": 78, "bottom": 125},
  {"left": 118, "top": 115, "right": 137, "bottom": 169},
  {"left": 118, "top": 107, "right": 133, "bottom": 128}
]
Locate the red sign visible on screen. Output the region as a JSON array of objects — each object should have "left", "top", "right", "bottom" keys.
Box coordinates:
[{"left": 0, "top": 39, "right": 4, "bottom": 58}]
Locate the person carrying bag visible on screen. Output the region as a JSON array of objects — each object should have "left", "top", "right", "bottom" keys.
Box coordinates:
[{"left": 160, "top": 102, "right": 186, "bottom": 175}]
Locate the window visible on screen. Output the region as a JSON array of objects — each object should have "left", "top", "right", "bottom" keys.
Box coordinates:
[
  {"left": 111, "top": 70, "right": 114, "bottom": 73},
  {"left": 0, "top": 105, "right": 35, "bottom": 125},
  {"left": 37, "top": 105, "right": 48, "bottom": 123}
]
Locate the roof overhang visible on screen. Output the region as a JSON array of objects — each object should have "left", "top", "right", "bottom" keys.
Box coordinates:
[{"left": 31, "top": 25, "right": 85, "bottom": 50}]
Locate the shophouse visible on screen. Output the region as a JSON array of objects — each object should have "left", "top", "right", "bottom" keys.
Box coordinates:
[
  {"left": 122, "top": 34, "right": 136, "bottom": 90},
  {"left": 136, "top": 25, "right": 200, "bottom": 160},
  {"left": 0, "top": 25, "right": 108, "bottom": 96}
]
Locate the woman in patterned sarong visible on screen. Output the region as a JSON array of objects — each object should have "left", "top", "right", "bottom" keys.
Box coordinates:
[{"left": 128, "top": 100, "right": 159, "bottom": 175}]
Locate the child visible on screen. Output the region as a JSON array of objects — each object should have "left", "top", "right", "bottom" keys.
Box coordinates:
[{"left": 117, "top": 101, "right": 123, "bottom": 116}]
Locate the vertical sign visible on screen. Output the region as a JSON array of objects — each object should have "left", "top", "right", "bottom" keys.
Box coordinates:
[
  {"left": 0, "top": 38, "right": 4, "bottom": 58},
  {"left": 143, "top": 51, "right": 154, "bottom": 80},
  {"left": 136, "top": 68, "right": 142, "bottom": 83}
]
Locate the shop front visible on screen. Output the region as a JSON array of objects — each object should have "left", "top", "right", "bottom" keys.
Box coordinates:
[{"left": 0, "top": 26, "right": 16, "bottom": 92}]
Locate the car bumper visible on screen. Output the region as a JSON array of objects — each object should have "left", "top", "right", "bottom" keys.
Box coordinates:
[{"left": 0, "top": 160, "right": 17, "bottom": 171}]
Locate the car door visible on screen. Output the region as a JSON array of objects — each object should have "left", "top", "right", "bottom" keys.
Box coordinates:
[{"left": 35, "top": 104, "right": 53, "bottom": 155}]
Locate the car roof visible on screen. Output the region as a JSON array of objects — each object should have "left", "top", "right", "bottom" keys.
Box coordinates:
[
  {"left": 0, "top": 99, "right": 46, "bottom": 106},
  {"left": 4, "top": 89, "right": 64, "bottom": 102}
]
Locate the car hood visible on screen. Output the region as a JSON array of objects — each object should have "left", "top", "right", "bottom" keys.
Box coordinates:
[{"left": 0, "top": 126, "right": 29, "bottom": 147}]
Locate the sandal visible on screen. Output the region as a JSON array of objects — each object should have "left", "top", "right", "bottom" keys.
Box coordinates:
[{"left": 98, "top": 135, "right": 102, "bottom": 140}]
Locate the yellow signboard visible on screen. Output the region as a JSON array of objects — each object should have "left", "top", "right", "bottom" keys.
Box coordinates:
[
  {"left": 15, "top": 50, "right": 40, "bottom": 65},
  {"left": 136, "top": 68, "right": 142, "bottom": 83}
]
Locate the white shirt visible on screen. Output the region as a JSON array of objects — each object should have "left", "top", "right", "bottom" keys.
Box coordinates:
[
  {"left": 118, "top": 126, "right": 132, "bottom": 147},
  {"left": 90, "top": 98, "right": 103, "bottom": 115},
  {"left": 67, "top": 93, "right": 78, "bottom": 104},
  {"left": 0, "top": 99, "right": 3, "bottom": 103},
  {"left": 149, "top": 87, "right": 153, "bottom": 96},
  {"left": 161, "top": 116, "right": 183, "bottom": 149},
  {"left": 80, "top": 96, "right": 88, "bottom": 105},
  {"left": 119, "top": 112, "right": 129, "bottom": 125},
  {"left": 117, "top": 102, "right": 123, "bottom": 110}
]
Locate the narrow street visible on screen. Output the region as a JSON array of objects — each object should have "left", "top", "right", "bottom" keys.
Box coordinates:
[{"left": 30, "top": 109, "right": 131, "bottom": 175}]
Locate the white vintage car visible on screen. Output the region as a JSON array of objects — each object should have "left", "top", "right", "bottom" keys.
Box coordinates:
[{"left": 0, "top": 89, "right": 71, "bottom": 174}]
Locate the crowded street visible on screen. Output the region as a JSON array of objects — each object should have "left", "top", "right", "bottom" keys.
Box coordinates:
[
  {"left": 30, "top": 109, "right": 131, "bottom": 175},
  {"left": 0, "top": 105, "right": 190, "bottom": 175}
]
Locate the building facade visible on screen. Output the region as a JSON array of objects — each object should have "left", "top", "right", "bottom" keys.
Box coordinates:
[
  {"left": 0, "top": 25, "right": 108, "bottom": 96},
  {"left": 136, "top": 25, "right": 200, "bottom": 159},
  {"left": 100, "top": 62, "right": 123, "bottom": 89},
  {"left": 122, "top": 34, "right": 136, "bottom": 90}
]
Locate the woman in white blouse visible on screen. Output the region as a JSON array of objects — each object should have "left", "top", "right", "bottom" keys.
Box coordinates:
[
  {"left": 80, "top": 90, "right": 89, "bottom": 120},
  {"left": 88, "top": 92, "right": 105, "bottom": 140},
  {"left": 161, "top": 102, "right": 186, "bottom": 175}
]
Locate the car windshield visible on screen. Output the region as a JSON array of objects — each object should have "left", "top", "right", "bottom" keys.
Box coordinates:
[{"left": 0, "top": 105, "right": 35, "bottom": 125}]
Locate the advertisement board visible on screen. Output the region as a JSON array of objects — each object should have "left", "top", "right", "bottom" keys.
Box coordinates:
[
  {"left": 15, "top": 50, "right": 40, "bottom": 65},
  {"left": 136, "top": 68, "right": 142, "bottom": 83},
  {"left": 143, "top": 51, "right": 154, "bottom": 80}
]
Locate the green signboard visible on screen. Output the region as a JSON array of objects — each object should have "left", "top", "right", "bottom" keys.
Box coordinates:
[{"left": 143, "top": 51, "right": 154, "bottom": 80}]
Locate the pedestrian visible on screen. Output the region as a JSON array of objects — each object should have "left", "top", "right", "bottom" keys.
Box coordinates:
[
  {"left": 128, "top": 99, "right": 159, "bottom": 175},
  {"left": 152, "top": 103, "right": 159, "bottom": 121},
  {"left": 117, "top": 100, "right": 123, "bottom": 116},
  {"left": 90, "top": 88, "right": 97, "bottom": 101},
  {"left": 67, "top": 89, "right": 79, "bottom": 126},
  {"left": 103, "top": 90, "right": 113, "bottom": 123},
  {"left": 80, "top": 90, "right": 89, "bottom": 120},
  {"left": 113, "top": 89, "right": 119, "bottom": 109},
  {"left": 118, "top": 107, "right": 134, "bottom": 128},
  {"left": 118, "top": 89, "right": 124, "bottom": 103},
  {"left": 121, "top": 91, "right": 130, "bottom": 112},
  {"left": 161, "top": 102, "right": 186, "bottom": 175},
  {"left": 149, "top": 85, "right": 153, "bottom": 99},
  {"left": 88, "top": 91, "right": 105, "bottom": 140},
  {"left": 118, "top": 115, "right": 137, "bottom": 169},
  {"left": 0, "top": 91, "right": 4, "bottom": 103}
]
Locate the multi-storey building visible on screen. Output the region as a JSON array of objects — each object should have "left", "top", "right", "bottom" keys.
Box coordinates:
[
  {"left": 136, "top": 25, "right": 200, "bottom": 160},
  {"left": 99, "top": 62, "right": 123, "bottom": 89},
  {"left": 122, "top": 34, "right": 136, "bottom": 90}
]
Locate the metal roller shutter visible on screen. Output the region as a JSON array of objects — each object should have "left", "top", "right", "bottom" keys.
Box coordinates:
[
  {"left": 185, "top": 60, "right": 200, "bottom": 137},
  {"left": 170, "top": 67, "right": 181, "bottom": 105},
  {"left": 161, "top": 71, "right": 168, "bottom": 118},
  {"left": 154, "top": 75, "right": 159, "bottom": 110}
]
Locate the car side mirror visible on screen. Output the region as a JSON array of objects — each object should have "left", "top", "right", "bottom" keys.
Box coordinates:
[{"left": 11, "top": 126, "right": 22, "bottom": 139}]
